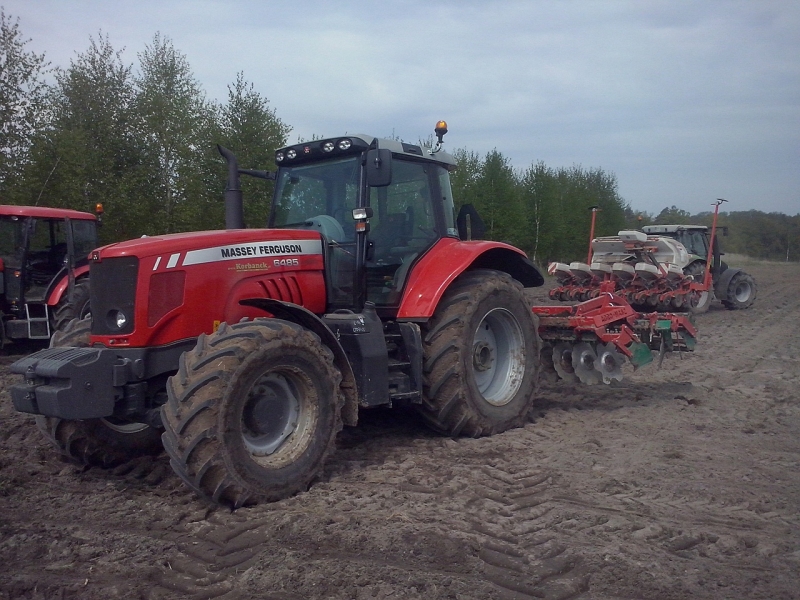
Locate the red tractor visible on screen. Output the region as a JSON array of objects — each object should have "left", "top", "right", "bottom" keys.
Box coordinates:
[
  {"left": 11, "top": 123, "right": 695, "bottom": 507},
  {"left": 0, "top": 205, "right": 97, "bottom": 348}
]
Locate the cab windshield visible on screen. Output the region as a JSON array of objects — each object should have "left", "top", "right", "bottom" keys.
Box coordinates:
[
  {"left": 270, "top": 156, "right": 360, "bottom": 241},
  {"left": 675, "top": 229, "right": 709, "bottom": 258}
]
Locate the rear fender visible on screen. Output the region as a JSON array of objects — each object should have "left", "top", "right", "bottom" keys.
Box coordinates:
[
  {"left": 239, "top": 298, "right": 359, "bottom": 427},
  {"left": 396, "top": 238, "right": 544, "bottom": 320},
  {"left": 46, "top": 266, "right": 90, "bottom": 306}
]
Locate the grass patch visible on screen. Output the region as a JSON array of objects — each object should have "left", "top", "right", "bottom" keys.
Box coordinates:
[{"left": 724, "top": 254, "right": 800, "bottom": 267}]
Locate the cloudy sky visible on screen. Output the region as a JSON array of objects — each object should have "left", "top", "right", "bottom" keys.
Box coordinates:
[{"left": 6, "top": 0, "right": 799, "bottom": 216}]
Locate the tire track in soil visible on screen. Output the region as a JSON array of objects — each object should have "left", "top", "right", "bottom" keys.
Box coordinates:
[
  {"left": 465, "top": 461, "right": 592, "bottom": 600},
  {"left": 694, "top": 276, "right": 800, "bottom": 380},
  {"left": 549, "top": 487, "right": 799, "bottom": 560},
  {"left": 152, "top": 509, "right": 318, "bottom": 600},
  {"left": 0, "top": 489, "right": 196, "bottom": 600},
  {"left": 151, "top": 432, "right": 491, "bottom": 599},
  {"left": 3, "top": 262, "right": 799, "bottom": 599},
  {"left": 151, "top": 428, "right": 593, "bottom": 600}
]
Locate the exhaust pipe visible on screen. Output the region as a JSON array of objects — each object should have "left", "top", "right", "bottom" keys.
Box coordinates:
[{"left": 218, "top": 145, "right": 244, "bottom": 230}]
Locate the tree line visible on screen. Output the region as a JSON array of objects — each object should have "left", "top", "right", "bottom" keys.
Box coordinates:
[
  {"left": 644, "top": 206, "right": 800, "bottom": 263},
  {"left": 1, "top": 9, "right": 797, "bottom": 262},
  {"left": 1, "top": 11, "right": 289, "bottom": 243}
]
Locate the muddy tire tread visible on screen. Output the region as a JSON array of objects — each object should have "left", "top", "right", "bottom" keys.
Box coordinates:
[
  {"left": 420, "top": 269, "right": 541, "bottom": 438},
  {"left": 161, "top": 319, "right": 344, "bottom": 508}
]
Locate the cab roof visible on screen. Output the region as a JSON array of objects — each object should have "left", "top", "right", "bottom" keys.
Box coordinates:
[
  {"left": 642, "top": 224, "right": 708, "bottom": 233},
  {"left": 0, "top": 205, "right": 97, "bottom": 221},
  {"left": 276, "top": 134, "right": 457, "bottom": 170}
]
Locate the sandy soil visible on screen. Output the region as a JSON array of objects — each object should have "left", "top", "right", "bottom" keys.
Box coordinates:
[{"left": 1, "top": 261, "right": 799, "bottom": 600}]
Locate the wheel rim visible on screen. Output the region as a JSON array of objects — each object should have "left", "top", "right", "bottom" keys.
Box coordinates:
[
  {"left": 734, "top": 281, "right": 751, "bottom": 302},
  {"left": 471, "top": 308, "right": 525, "bottom": 407},
  {"left": 692, "top": 290, "right": 709, "bottom": 308},
  {"left": 241, "top": 369, "right": 316, "bottom": 463},
  {"left": 100, "top": 418, "right": 149, "bottom": 434}
]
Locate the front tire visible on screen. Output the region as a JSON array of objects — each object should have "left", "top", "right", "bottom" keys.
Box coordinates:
[
  {"left": 161, "top": 319, "right": 344, "bottom": 508},
  {"left": 37, "top": 317, "right": 163, "bottom": 466},
  {"left": 419, "top": 269, "right": 541, "bottom": 437}
]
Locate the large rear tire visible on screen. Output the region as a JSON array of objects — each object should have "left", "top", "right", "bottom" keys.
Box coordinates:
[
  {"left": 36, "top": 317, "right": 163, "bottom": 466},
  {"left": 720, "top": 271, "right": 757, "bottom": 310},
  {"left": 418, "top": 269, "right": 541, "bottom": 437},
  {"left": 161, "top": 319, "right": 344, "bottom": 508}
]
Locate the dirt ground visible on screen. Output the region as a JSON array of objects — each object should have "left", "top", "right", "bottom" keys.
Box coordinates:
[{"left": 1, "top": 260, "right": 799, "bottom": 600}]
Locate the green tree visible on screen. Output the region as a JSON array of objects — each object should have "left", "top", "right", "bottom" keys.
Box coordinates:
[
  {"left": 22, "top": 33, "right": 146, "bottom": 241},
  {"left": 218, "top": 72, "right": 291, "bottom": 228},
  {"left": 0, "top": 8, "right": 49, "bottom": 195},
  {"left": 474, "top": 149, "right": 525, "bottom": 247},
  {"left": 135, "top": 33, "right": 218, "bottom": 234},
  {"left": 654, "top": 205, "right": 692, "bottom": 224},
  {"left": 450, "top": 148, "right": 482, "bottom": 212},
  {"left": 519, "top": 164, "right": 628, "bottom": 264},
  {"left": 520, "top": 161, "right": 559, "bottom": 263}
]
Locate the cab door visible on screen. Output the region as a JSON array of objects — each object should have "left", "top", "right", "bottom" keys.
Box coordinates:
[{"left": 366, "top": 160, "right": 441, "bottom": 307}]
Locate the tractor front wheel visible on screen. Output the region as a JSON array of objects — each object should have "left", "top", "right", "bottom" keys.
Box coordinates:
[
  {"left": 161, "top": 319, "right": 344, "bottom": 508},
  {"left": 36, "top": 317, "right": 163, "bottom": 466},
  {"left": 419, "top": 269, "right": 541, "bottom": 437}
]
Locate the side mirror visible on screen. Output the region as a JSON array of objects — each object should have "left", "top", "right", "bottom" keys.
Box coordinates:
[
  {"left": 366, "top": 149, "right": 392, "bottom": 187},
  {"left": 456, "top": 204, "right": 486, "bottom": 240}
]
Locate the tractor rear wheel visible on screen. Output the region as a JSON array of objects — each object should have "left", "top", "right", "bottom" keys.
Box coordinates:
[
  {"left": 161, "top": 319, "right": 344, "bottom": 508},
  {"left": 720, "top": 271, "right": 757, "bottom": 310},
  {"left": 419, "top": 269, "right": 541, "bottom": 437},
  {"left": 36, "top": 317, "right": 162, "bottom": 466},
  {"left": 53, "top": 279, "right": 91, "bottom": 332}
]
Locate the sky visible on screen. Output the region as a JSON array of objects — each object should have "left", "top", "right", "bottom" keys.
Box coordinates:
[{"left": 5, "top": 0, "right": 800, "bottom": 216}]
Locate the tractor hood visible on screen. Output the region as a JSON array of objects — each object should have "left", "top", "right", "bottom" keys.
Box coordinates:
[{"left": 92, "top": 228, "right": 324, "bottom": 265}]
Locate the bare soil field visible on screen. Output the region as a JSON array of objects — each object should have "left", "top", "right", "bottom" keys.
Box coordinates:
[{"left": 1, "top": 261, "right": 799, "bottom": 600}]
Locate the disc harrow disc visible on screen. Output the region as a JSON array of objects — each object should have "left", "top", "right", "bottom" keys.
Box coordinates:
[
  {"left": 595, "top": 342, "right": 625, "bottom": 384},
  {"left": 552, "top": 342, "right": 578, "bottom": 382},
  {"left": 572, "top": 342, "right": 602, "bottom": 385}
]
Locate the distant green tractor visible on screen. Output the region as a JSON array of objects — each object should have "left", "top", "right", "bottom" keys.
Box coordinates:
[{"left": 641, "top": 223, "right": 756, "bottom": 312}]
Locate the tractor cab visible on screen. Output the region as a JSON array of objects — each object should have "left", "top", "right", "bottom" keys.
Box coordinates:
[
  {"left": 0, "top": 205, "right": 98, "bottom": 342},
  {"left": 642, "top": 223, "right": 725, "bottom": 273},
  {"left": 268, "top": 127, "right": 458, "bottom": 313}
]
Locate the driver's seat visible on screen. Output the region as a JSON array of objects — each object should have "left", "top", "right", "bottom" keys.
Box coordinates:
[{"left": 301, "top": 215, "right": 345, "bottom": 243}]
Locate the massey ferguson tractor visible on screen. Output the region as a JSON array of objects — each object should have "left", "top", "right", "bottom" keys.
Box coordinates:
[
  {"left": 10, "top": 123, "right": 696, "bottom": 508},
  {"left": 547, "top": 200, "right": 757, "bottom": 314},
  {"left": 0, "top": 205, "right": 98, "bottom": 348}
]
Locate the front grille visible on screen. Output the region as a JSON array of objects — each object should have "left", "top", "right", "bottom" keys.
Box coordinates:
[{"left": 90, "top": 257, "right": 138, "bottom": 335}]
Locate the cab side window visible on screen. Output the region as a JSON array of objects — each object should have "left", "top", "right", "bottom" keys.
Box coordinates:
[{"left": 367, "top": 160, "right": 439, "bottom": 305}]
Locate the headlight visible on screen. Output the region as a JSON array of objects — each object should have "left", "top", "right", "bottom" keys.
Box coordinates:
[
  {"left": 108, "top": 310, "right": 128, "bottom": 330},
  {"left": 337, "top": 139, "right": 352, "bottom": 151},
  {"left": 275, "top": 151, "right": 285, "bottom": 162},
  {"left": 286, "top": 149, "right": 297, "bottom": 159},
  {"left": 322, "top": 141, "right": 335, "bottom": 152}
]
